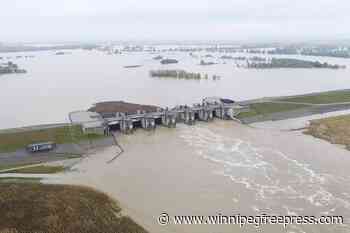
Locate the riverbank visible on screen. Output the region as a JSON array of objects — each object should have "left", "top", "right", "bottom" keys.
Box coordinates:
[
  {"left": 304, "top": 114, "right": 350, "bottom": 150},
  {"left": 237, "top": 89, "right": 350, "bottom": 124},
  {"left": 0, "top": 182, "right": 148, "bottom": 233}
]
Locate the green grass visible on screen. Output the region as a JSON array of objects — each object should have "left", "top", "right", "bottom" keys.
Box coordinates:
[
  {"left": 0, "top": 125, "right": 105, "bottom": 153},
  {"left": 2, "top": 165, "right": 66, "bottom": 174},
  {"left": 0, "top": 163, "right": 38, "bottom": 171},
  {"left": 237, "top": 102, "right": 307, "bottom": 119},
  {"left": 279, "top": 90, "right": 350, "bottom": 104},
  {"left": 0, "top": 177, "right": 42, "bottom": 183},
  {"left": 304, "top": 114, "right": 350, "bottom": 150},
  {"left": 0, "top": 183, "right": 148, "bottom": 233}
]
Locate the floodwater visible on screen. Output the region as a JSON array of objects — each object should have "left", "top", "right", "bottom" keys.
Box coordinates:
[
  {"left": 39, "top": 120, "right": 350, "bottom": 233},
  {"left": 1, "top": 49, "right": 350, "bottom": 129},
  {"left": 2, "top": 48, "right": 350, "bottom": 233}
]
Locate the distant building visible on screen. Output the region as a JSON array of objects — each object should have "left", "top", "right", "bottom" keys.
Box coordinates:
[{"left": 69, "top": 111, "right": 106, "bottom": 135}]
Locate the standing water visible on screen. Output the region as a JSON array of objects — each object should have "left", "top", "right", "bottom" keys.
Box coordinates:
[{"left": 1, "top": 49, "right": 350, "bottom": 129}]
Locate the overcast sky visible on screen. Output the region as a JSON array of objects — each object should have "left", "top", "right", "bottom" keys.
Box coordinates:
[{"left": 1, "top": 0, "right": 350, "bottom": 42}]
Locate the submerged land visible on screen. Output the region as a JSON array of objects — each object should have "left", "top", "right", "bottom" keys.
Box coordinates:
[
  {"left": 149, "top": 69, "right": 220, "bottom": 81},
  {"left": 247, "top": 58, "right": 346, "bottom": 69},
  {"left": 1, "top": 41, "right": 350, "bottom": 233}
]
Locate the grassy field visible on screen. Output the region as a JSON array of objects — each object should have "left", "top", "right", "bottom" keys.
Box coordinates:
[
  {"left": 0, "top": 177, "right": 42, "bottom": 183},
  {"left": 304, "top": 114, "right": 350, "bottom": 150},
  {"left": 237, "top": 102, "right": 308, "bottom": 119},
  {"left": 279, "top": 90, "right": 350, "bottom": 104},
  {"left": 0, "top": 163, "right": 37, "bottom": 171},
  {"left": 0, "top": 125, "right": 105, "bottom": 153},
  {"left": 0, "top": 183, "right": 148, "bottom": 233},
  {"left": 2, "top": 165, "right": 66, "bottom": 174}
]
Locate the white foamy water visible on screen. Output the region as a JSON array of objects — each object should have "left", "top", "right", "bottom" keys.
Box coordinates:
[{"left": 180, "top": 124, "right": 350, "bottom": 233}]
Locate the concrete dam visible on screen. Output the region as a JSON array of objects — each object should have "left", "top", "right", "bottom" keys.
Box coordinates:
[{"left": 69, "top": 97, "right": 247, "bottom": 135}]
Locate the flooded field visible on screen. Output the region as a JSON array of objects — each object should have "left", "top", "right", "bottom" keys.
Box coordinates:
[{"left": 1, "top": 49, "right": 350, "bottom": 129}]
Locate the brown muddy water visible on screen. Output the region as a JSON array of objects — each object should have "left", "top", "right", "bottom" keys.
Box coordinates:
[{"left": 36, "top": 120, "right": 350, "bottom": 233}]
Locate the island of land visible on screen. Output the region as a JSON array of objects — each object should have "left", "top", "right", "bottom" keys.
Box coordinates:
[
  {"left": 160, "top": 58, "right": 178, "bottom": 64},
  {"left": 247, "top": 58, "right": 346, "bottom": 69},
  {"left": 0, "top": 43, "right": 97, "bottom": 53},
  {"left": 0, "top": 61, "right": 26, "bottom": 75},
  {"left": 267, "top": 46, "right": 350, "bottom": 58}
]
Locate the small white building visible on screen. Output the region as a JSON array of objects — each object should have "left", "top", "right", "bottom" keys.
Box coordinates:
[{"left": 69, "top": 111, "right": 106, "bottom": 135}]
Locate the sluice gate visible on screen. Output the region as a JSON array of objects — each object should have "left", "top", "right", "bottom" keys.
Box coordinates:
[
  {"left": 104, "top": 99, "right": 246, "bottom": 134},
  {"left": 69, "top": 97, "right": 249, "bottom": 136}
]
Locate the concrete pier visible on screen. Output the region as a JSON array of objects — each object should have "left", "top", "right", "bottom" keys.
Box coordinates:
[
  {"left": 161, "top": 111, "right": 177, "bottom": 128},
  {"left": 141, "top": 117, "right": 156, "bottom": 130}
]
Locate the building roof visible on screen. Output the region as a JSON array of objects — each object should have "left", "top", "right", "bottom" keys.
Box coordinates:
[{"left": 88, "top": 101, "right": 159, "bottom": 115}]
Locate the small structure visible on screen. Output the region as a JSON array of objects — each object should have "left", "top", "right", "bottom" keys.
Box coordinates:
[
  {"left": 141, "top": 117, "right": 156, "bottom": 130},
  {"left": 71, "top": 98, "right": 246, "bottom": 135},
  {"left": 120, "top": 118, "right": 134, "bottom": 134},
  {"left": 197, "top": 107, "right": 214, "bottom": 122},
  {"left": 69, "top": 111, "right": 107, "bottom": 135},
  {"left": 178, "top": 109, "right": 196, "bottom": 125},
  {"left": 26, "top": 142, "right": 56, "bottom": 153},
  {"left": 161, "top": 111, "right": 177, "bottom": 128}
]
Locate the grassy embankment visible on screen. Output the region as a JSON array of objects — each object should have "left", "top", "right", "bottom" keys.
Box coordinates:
[
  {"left": 237, "top": 90, "right": 350, "bottom": 119},
  {"left": 0, "top": 165, "right": 66, "bottom": 174},
  {"left": 304, "top": 114, "right": 350, "bottom": 150},
  {"left": 279, "top": 90, "right": 350, "bottom": 104},
  {"left": 237, "top": 102, "right": 308, "bottom": 119},
  {"left": 0, "top": 177, "right": 42, "bottom": 183},
  {"left": 0, "top": 125, "right": 104, "bottom": 153},
  {"left": 0, "top": 183, "right": 148, "bottom": 233}
]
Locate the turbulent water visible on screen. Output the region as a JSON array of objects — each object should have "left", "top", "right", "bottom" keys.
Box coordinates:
[
  {"left": 26, "top": 121, "right": 349, "bottom": 233},
  {"left": 179, "top": 123, "right": 350, "bottom": 233},
  {"left": 1, "top": 49, "right": 350, "bottom": 129}
]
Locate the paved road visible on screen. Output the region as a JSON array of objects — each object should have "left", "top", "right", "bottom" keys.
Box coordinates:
[{"left": 0, "top": 137, "right": 115, "bottom": 167}]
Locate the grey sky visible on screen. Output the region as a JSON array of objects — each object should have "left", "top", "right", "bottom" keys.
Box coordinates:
[{"left": 1, "top": 0, "right": 349, "bottom": 42}]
